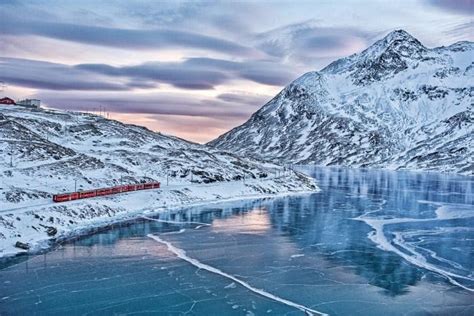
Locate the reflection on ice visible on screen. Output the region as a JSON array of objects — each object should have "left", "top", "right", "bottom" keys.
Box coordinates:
[
  {"left": 141, "top": 215, "right": 211, "bottom": 227},
  {"left": 211, "top": 209, "right": 271, "bottom": 235}
]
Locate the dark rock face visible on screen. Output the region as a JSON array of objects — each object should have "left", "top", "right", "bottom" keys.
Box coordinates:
[
  {"left": 209, "top": 30, "right": 473, "bottom": 175},
  {"left": 46, "top": 227, "right": 58, "bottom": 236},
  {"left": 349, "top": 31, "right": 427, "bottom": 85},
  {"left": 15, "top": 241, "right": 30, "bottom": 250}
]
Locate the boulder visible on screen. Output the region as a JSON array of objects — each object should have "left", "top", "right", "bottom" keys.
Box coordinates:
[
  {"left": 15, "top": 241, "right": 30, "bottom": 250},
  {"left": 46, "top": 226, "right": 58, "bottom": 236}
]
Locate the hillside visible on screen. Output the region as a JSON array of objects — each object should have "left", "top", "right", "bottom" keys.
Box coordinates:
[{"left": 0, "top": 105, "right": 317, "bottom": 257}]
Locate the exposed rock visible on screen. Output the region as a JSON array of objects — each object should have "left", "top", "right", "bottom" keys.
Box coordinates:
[
  {"left": 15, "top": 241, "right": 30, "bottom": 250},
  {"left": 46, "top": 226, "right": 58, "bottom": 236}
]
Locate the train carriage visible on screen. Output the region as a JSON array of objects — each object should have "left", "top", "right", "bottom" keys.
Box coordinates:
[
  {"left": 96, "top": 188, "right": 113, "bottom": 196},
  {"left": 53, "top": 193, "right": 72, "bottom": 202},
  {"left": 52, "top": 182, "right": 161, "bottom": 203},
  {"left": 111, "top": 186, "right": 123, "bottom": 194},
  {"left": 79, "top": 190, "right": 97, "bottom": 199}
]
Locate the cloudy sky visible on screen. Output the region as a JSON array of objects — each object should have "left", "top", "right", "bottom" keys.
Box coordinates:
[{"left": 0, "top": 0, "right": 472, "bottom": 142}]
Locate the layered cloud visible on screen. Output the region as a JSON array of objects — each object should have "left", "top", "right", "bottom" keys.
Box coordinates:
[
  {"left": 79, "top": 58, "right": 298, "bottom": 88},
  {"left": 33, "top": 90, "right": 271, "bottom": 120},
  {"left": 0, "top": 57, "right": 298, "bottom": 91},
  {"left": 0, "top": 15, "right": 258, "bottom": 57},
  {"left": 0, "top": 57, "right": 129, "bottom": 91}
]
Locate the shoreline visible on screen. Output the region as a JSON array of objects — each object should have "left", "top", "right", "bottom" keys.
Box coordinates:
[
  {"left": 0, "top": 177, "right": 319, "bottom": 259},
  {"left": 54, "top": 189, "right": 317, "bottom": 256}
]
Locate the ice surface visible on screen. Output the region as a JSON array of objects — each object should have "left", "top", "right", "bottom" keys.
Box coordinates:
[{"left": 0, "top": 167, "right": 472, "bottom": 315}]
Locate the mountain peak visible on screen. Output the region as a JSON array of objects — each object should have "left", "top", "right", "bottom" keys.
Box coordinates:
[
  {"left": 329, "top": 29, "right": 428, "bottom": 84},
  {"left": 382, "top": 29, "right": 416, "bottom": 43},
  {"left": 322, "top": 29, "right": 426, "bottom": 76},
  {"left": 369, "top": 29, "right": 426, "bottom": 56}
]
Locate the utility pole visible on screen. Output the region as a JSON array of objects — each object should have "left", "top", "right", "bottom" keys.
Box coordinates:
[
  {"left": 74, "top": 179, "right": 77, "bottom": 192},
  {"left": 166, "top": 173, "right": 169, "bottom": 186}
]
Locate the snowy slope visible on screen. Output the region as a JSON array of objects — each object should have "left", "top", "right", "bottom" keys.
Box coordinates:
[
  {"left": 209, "top": 30, "right": 473, "bottom": 175},
  {"left": 0, "top": 105, "right": 317, "bottom": 257}
]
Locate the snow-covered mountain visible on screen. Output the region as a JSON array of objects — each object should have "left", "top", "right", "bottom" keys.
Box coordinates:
[{"left": 209, "top": 30, "right": 473, "bottom": 175}]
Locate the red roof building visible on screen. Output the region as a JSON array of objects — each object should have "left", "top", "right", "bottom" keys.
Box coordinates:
[{"left": 0, "top": 97, "right": 16, "bottom": 105}]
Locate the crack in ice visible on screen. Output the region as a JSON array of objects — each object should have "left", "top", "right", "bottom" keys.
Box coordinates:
[
  {"left": 354, "top": 209, "right": 474, "bottom": 292},
  {"left": 141, "top": 216, "right": 211, "bottom": 228},
  {"left": 147, "top": 233, "right": 327, "bottom": 316}
]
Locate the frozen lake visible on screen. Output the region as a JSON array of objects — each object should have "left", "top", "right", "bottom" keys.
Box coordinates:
[{"left": 1, "top": 167, "right": 473, "bottom": 315}]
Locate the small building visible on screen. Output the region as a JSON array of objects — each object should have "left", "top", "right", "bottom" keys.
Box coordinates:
[
  {"left": 0, "top": 97, "right": 16, "bottom": 105},
  {"left": 17, "top": 99, "right": 41, "bottom": 108}
]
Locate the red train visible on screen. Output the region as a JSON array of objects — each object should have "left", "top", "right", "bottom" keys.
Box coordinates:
[{"left": 52, "top": 182, "right": 161, "bottom": 203}]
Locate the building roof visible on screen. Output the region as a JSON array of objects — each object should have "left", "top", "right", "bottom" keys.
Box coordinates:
[{"left": 0, "top": 97, "right": 16, "bottom": 104}]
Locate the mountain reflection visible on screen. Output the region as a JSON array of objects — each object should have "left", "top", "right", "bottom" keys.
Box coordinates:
[{"left": 264, "top": 166, "right": 473, "bottom": 295}]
